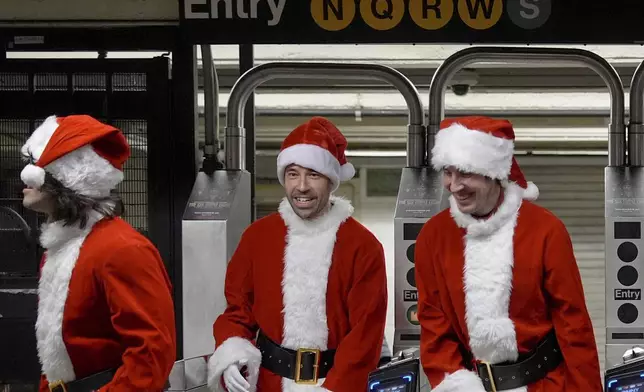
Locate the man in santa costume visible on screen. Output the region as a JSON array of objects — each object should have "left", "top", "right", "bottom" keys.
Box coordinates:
[
  {"left": 415, "top": 116, "right": 603, "bottom": 391},
  {"left": 207, "top": 116, "right": 388, "bottom": 392},
  {"left": 20, "top": 115, "right": 176, "bottom": 391}
]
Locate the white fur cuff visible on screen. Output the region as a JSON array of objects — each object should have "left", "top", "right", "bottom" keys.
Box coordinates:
[
  {"left": 431, "top": 369, "right": 486, "bottom": 392},
  {"left": 207, "top": 337, "right": 262, "bottom": 392}
]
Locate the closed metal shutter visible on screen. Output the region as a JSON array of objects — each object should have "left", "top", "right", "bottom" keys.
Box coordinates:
[{"left": 522, "top": 160, "right": 605, "bottom": 373}]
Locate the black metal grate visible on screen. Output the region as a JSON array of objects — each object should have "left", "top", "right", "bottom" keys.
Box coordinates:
[
  {"left": 0, "top": 119, "right": 44, "bottom": 277},
  {"left": 114, "top": 119, "right": 149, "bottom": 236},
  {"left": 0, "top": 65, "right": 163, "bottom": 277}
]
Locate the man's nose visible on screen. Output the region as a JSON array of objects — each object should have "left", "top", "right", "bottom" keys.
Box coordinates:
[
  {"left": 296, "top": 178, "right": 310, "bottom": 191},
  {"left": 448, "top": 178, "right": 464, "bottom": 193}
]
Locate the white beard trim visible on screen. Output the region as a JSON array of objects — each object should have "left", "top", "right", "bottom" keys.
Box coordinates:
[
  {"left": 278, "top": 196, "right": 353, "bottom": 392},
  {"left": 450, "top": 183, "right": 528, "bottom": 392},
  {"left": 36, "top": 211, "right": 104, "bottom": 383}
]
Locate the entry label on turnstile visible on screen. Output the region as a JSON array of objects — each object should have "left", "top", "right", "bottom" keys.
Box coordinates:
[
  {"left": 403, "top": 290, "right": 417, "bottom": 302},
  {"left": 615, "top": 289, "right": 642, "bottom": 301}
]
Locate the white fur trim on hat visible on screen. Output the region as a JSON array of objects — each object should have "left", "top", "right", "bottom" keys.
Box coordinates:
[
  {"left": 431, "top": 122, "right": 514, "bottom": 180},
  {"left": 21, "top": 164, "right": 46, "bottom": 189},
  {"left": 523, "top": 181, "right": 539, "bottom": 201},
  {"left": 21, "top": 116, "right": 124, "bottom": 198},
  {"left": 340, "top": 162, "right": 355, "bottom": 182},
  {"left": 46, "top": 145, "right": 124, "bottom": 198},
  {"left": 21, "top": 115, "right": 59, "bottom": 162},
  {"left": 277, "top": 143, "right": 354, "bottom": 192}
]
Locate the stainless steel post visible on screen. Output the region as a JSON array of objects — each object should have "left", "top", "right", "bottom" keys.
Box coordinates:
[
  {"left": 629, "top": 61, "right": 644, "bottom": 167},
  {"left": 225, "top": 62, "right": 425, "bottom": 170},
  {"left": 427, "top": 47, "right": 626, "bottom": 167},
  {"left": 200, "top": 45, "right": 220, "bottom": 161}
]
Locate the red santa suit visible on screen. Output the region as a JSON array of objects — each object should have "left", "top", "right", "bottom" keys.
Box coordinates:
[
  {"left": 415, "top": 116, "right": 603, "bottom": 391},
  {"left": 207, "top": 117, "right": 388, "bottom": 392},
  {"left": 20, "top": 115, "right": 177, "bottom": 391}
]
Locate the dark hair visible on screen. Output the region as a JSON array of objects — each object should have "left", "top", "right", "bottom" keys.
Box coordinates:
[{"left": 40, "top": 172, "right": 125, "bottom": 229}]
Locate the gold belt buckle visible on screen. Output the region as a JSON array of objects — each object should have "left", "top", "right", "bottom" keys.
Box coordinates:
[
  {"left": 478, "top": 361, "right": 498, "bottom": 392},
  {"left": 49, "top": 381, "right": 68, "bottom": 392},
  {"left": 294, "top": 347, "right": 321, "bottom": 385}
]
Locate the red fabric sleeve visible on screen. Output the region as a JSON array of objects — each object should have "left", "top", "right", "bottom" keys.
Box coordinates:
[
  {"left": 322, "top": 243, "right": 388, "bottom": 392},
  {"left": 543, "top": 219, "right": 603, "bottom": 391},
  {"left": 415, "top": 226, "right": 475, "bottom": 389},
  {"left": 39, "top": 256, "right": 49, "bottom": 392},
  {"left": 39, "top": 374, "right": 48, "bottom": 392},
  {"left": 213, "top": 231, "right": 258, "bottom": 345},
  {"left": 97, "top": 243, "right": 177, "bottom": 391}
]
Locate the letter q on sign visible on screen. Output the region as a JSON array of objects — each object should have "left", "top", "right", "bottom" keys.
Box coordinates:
[{"left": 360, "top": 0, "right": 406, "bottom": 31}]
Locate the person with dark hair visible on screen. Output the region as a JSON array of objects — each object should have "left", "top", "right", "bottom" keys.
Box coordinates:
[{"left": 20, "top": 115, "right": 176, "bottom": 392}]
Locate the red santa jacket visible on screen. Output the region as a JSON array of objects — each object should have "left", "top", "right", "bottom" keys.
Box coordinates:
[
  {"left": 207, "top": 197, "right": 388, "bottom": 392},
  {"left": 414, "top": 183, "right": 603, "bottom": 392},
  {"left": 36, "top": 214, "right": 176, "bottom": 392}
]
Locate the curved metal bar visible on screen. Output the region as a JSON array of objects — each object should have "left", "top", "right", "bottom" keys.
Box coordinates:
[
  {"left": 200, "top": 45, "right": 218, "bottom": 156},
  {"left": 226, "top": 62, "right": 425, "bottom": 170},
  {"left": 629, "top": 61, "right": 644, "bottom": 166},
  {"left": 428, "top": 47, "right": 626, "bottom": 167},
  {"left": 0, "top": 206, "right": 31, "bottom": 240}
]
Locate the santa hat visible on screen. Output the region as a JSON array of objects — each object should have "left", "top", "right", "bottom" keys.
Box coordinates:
[
  {"left": 277, "top": 117, "right": 355, "bottom": 192},
  {"left": 20, "top": 115, "right": 130, "bottom": 198},
  {"left": 431, "top": 116, "right": 539, "bottom": 201}
]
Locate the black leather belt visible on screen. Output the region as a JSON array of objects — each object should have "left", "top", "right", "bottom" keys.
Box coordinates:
[
  {"left": 256, "top": 330, "right": 336, "bottom": 384},
  {"left": 49, "top": 368, "right": 116, "bottom": 392},
  {"left": 472, "top": 329, "right": 563, "bottom": 392}
]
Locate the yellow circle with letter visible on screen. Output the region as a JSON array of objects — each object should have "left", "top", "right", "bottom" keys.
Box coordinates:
[
  {"left": 409, "top": 0, "right": 454, "bottom": 30},
  {"left": 360, "top": 0, "right": 405, "bottom": 31},
  {"left": 311, "top": 0, "right": 356, "bottom": 32},
  {"left": 457, "top": 0, "right": 502, "bottom": 30}
]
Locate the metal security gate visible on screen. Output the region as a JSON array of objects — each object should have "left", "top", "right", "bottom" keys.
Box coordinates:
[{"left": 0, "top": 57, "right": 173, "bottom": 387}]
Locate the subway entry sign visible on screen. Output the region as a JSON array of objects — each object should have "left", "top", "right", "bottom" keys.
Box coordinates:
[{"left": 179, "top": 0, "right": 644, "bottom": 44}]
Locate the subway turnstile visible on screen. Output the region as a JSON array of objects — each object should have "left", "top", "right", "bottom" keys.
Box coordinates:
[
  {"left": 393, "top": 168, "right": 447, "bottom": 354},
  {"left": 604, "top": 57, "right": 644, "bottom": 376}
]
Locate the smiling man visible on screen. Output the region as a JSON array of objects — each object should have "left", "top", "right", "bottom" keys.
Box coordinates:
[
  {"left": 207, "top": 116, "right": 388, "bottom": 392},
  {"left": 414, "top": 116, "right": 602, "bottom": 391}
]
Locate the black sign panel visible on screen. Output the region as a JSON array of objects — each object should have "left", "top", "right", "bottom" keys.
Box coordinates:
[
  {"left": 403, "top": 289, "right": 418, "bottom": 301},
  {"left": 179, "top": 0, "right": 644, "bottom": 44}
]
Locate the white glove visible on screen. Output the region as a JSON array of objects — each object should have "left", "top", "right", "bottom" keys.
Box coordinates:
[{"left": 223, "top": 360, "right": 251, "bottom": 392}]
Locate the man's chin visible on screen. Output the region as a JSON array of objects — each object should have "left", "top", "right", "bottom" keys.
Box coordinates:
[{"left": 455, "top": 201, "right": 475, "bottom": 214}]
